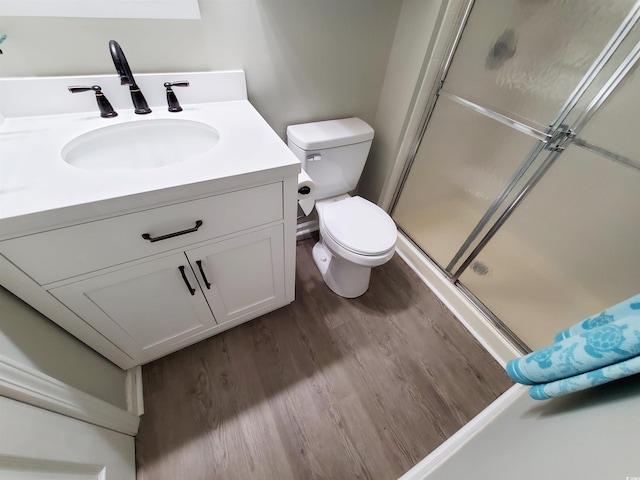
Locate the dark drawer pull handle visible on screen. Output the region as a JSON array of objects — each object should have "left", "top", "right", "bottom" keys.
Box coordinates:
[
  {"left": 196, "top": 260, "right": 211, "bottom": 289},
  {"left": 178, "top": 265, "right": 196, "bottom": 295},
  {"left": 142, "top": 220, "right": 203, "bottom": 243}
]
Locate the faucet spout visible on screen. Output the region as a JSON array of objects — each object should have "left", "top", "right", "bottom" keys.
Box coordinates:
[
  {"left": 108, "top": 40, "right": 151, "bottom": 114},
  {"left": 109, "top": 40, "right": 135, "bottom": 86}
]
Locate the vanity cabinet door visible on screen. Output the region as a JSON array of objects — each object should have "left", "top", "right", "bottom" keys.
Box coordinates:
[
  {"left": 187, "top": 225, "right": 286, "bottom": 326},
  {"left": 49, "top": 253, "right": 216, "bottom": 364},
  {"left": 49, "top": 225, "right": 287, "bottom": 365}
]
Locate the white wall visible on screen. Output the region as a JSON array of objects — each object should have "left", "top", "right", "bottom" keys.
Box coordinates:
[
  {"left": 358, "top": 0, "right": 450, "bottom": 204},
  {"left": 423, "top": 380, "right": 640, "bottom": 480},
  {"left": 0, "top": 0, "right": 403, "bottom": 139},
  {"left": 0, "top": 286, "right": 127, "bottom": 409}
]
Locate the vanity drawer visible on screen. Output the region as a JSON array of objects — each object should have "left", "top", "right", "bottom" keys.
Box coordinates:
[{"left": 0, "top": 182, "right": 283, "bottom": 285}]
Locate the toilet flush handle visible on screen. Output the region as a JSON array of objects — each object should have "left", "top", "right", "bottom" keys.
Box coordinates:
[{"left": 306, "top": 153, "right": 322, "bottom": 162}]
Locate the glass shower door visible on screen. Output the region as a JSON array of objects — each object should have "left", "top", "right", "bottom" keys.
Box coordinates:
[
  {"left": 459, "top": 40, "right": 640, "bottom": 350},
  {"left": 392, "top": 0, "right": 640, "bottom": 350},
  {"left": 391, "top": 95, "right": 542, "bottom": 269},
  {"left": 393, "top": 0, "right": 635, "bottom": 273}
]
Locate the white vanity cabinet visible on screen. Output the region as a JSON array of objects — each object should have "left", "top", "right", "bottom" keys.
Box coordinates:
[
  {"left": 0, "top": 71, "right": 302, "bottom": 371},
  {"left": 48, "top": 225, "right": 285, "bottom": 365},
  {"left": 0, "top": 178, "right": 297, "bottom": 369}
]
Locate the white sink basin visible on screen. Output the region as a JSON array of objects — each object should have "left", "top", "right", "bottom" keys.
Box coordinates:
[{"left": 61, "top": 119, "right": 220, "bottom": 171}]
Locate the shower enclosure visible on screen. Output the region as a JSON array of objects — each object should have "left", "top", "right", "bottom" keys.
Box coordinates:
[{"left": 392, "top": 0, "right": 640, "bottom": 351}]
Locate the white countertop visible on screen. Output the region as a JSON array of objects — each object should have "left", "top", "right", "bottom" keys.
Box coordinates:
[{"left": 0, "top": 72, "right": 300, "bottom": 239}]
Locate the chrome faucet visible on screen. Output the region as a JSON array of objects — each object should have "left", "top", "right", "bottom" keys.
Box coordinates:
[{"left": 108, "top": 40, "right": 151, "bottom": 114}]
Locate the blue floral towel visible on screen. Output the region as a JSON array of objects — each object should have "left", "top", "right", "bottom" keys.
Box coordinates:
[
  {"left": 529, "top": 355, "right": 640, "bottom": 400},
  {"left": 506, "top": 315, "right": 640, "bottom": 385},
  {"left": 555, "top": 293, "right": 640, "bottom": 342}
]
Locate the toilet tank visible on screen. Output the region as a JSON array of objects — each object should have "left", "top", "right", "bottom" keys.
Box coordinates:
[{"left": 287, "top": 117, "right": 374, "bottom": 200}]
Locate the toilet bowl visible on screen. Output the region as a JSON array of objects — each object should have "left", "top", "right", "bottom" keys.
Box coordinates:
[
  {"left": 312, "top": 195, "right": 397, "bottom": 298},
  {"left": 286, "top": 117, "right": 397, "bottom": 298}
]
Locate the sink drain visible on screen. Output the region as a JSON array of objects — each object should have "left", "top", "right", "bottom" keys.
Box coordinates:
[{"left": 471, "top": 261, "right": 490, "bottom": 276}]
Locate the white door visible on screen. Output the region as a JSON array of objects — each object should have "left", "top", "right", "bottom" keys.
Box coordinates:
[
  {"left": 187, "top": 225, "right": 286, "bottom": 325},
  {"left": 50, "top": 252, "right": 216, "bottom": 364},
  {"left": 0, "top": 396, "right": 135, "bottom": 479}
]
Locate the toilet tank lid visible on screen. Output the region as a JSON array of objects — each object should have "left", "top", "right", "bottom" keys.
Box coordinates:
[{"left": 286, "top": 117, "right": 374, "bottom": 150}]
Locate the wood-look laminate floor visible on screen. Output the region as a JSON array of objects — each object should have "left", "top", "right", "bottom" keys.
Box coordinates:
[{"left": 136, "top": 238, "right": 512, "bottom": 480}]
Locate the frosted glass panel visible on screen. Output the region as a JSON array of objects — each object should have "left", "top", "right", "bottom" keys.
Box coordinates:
[
  {"left": 562, "top": 20, "right": 640, "bottom": 128},
  {"left": 459, "top": 145, "right": 640, "bottom": 350},
  {"left": 578, "top": 56, "right": 640, "bottom": 168},
  {"left": 444, "top": 0, "right": 635, "bottom": 130},
  {"left": 392, "top": 96, "right": 540, "bottom": 269}
]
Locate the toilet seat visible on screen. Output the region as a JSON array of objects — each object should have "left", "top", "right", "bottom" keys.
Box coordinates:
[{"left": 322, "top": 196, "right": 397, "bottom": 256}]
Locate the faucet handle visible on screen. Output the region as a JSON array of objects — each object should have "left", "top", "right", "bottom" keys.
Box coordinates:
[
  {"left": 165, "top": 81, "right": 190, "bottom": 88},
  {"left": 164, "top": 81, "right": 189, "bottom": 112},
  {"left": 68, "top": 85, "right": 118, "bottom": 118},
  {"left": 68, "top": 85, "right": 100, "bottom": 94}
]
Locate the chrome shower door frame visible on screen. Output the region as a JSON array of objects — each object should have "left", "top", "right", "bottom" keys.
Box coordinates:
[{"left": 389, "top": 0, "right": 640, "bottom": 351}]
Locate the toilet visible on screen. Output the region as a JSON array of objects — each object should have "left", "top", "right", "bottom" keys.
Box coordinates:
[{"left": 287, "top": 117, "right": 397, "bottom": 298}]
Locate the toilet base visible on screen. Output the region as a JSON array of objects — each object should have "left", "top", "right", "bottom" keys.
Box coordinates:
[{"left": 312, "top": 242, "right": 371, "bottom": 298}]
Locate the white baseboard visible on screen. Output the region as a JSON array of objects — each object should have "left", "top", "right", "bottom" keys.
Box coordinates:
[
  {"left": 125, "top": 366, "right": 144, "bottom": 417},
  {"left": 398, "top": 385, "right": 526, "bottom": 480},
  {"left": 395, "top": 233, "right": 521, "bottom": 367},
  {"left": 0, "top": 353, "right": 139, "bottom": 436},
  {"left": 296, "top": 219, "right": 319, "bottom": 239}
]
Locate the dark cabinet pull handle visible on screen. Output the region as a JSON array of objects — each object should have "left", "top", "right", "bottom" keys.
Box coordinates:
[
  {"left": 178, "top": 265, "right": 196, "bottom": 295},
  {"left": 142, "top": 220, "right": 203, "bottom": 243},
  {"left": 196, "top": 260, "right": 211, "bottom": 289}
]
